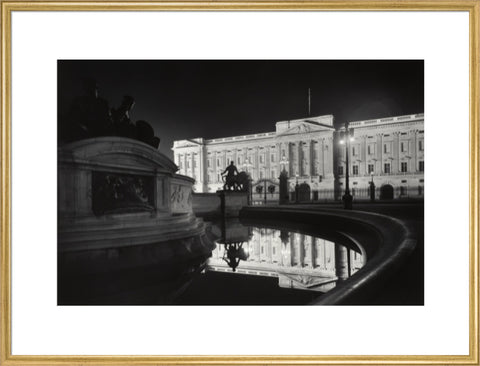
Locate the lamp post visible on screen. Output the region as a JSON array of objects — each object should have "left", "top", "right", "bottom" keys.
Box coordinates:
[
  {"left": 340, "top": 122, "right": 354, "bottom": 209},
  {"left": 369, "top": 171, "right": 375, "bottom": 202},
  {"left": 242, "top": 159, "right": 253, "bottom": 205},
  {"left": 279, "top": 157, "right": 289, "bottom": 204},
  {"left": 263, "top": 168, "right": 267, "bottom": 205},
  {"left": 295, "top": 173, "right": 300, "bottom": 203}
]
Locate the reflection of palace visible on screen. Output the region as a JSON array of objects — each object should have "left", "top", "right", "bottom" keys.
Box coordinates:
[
  {"left": 172, "top": 113, "right": 424, "bottom": 200},
  {"left": 207, "top": 227, "right": 365, "bottom": 292}
]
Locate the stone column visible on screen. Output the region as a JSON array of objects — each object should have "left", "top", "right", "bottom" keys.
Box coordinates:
[
  {"left": 320, "top": 139, "right": 325, "bottom": 178},
  {"left": 298, "top": 234, "right": 305, "bottom": 267},
  {"left": 305, "top": 236, "right": 314, "bottom": 268},
  {"left": 253, "top": 232, "right": 261, "bottom": 262},
  {"left": 268, "top": 233, "right": 273, "bottom": 263},
  {"left": 288, "top": 235, "right": 294, "bottom": 266},
  {"left": 377, "top": 134, "right": 383, "bottom": 174},
  {"left": 311, "top": 236, "right": 316, "bottom": 268},
  {"left": 278, "top": 143, "right": 283, "bottom": 167},
  {"left": 305, "top": 141, "right": 311, "bottom": 176},
  {"left": 297, "top": 142, "right": 302, "bottom": 176},
  {"left": 412, "top": 130, "right": 417, "bottom": 172},
  {"left": 362, "top": 136, "right": 367, "bottom": 175},
  {"left": 335, "top": 244, "right": 349, "bottom": 281},
  {"left": 325, "top": 137, "right": 333, "bottom": 178},
  {"left": 394, "top": 132, "right": 400, "bottom": 173},
  {"left": 288, "top": 142, "right": 293, "bottom": 176}
]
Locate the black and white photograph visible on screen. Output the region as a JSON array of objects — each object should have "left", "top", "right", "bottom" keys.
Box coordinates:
[{"left": 57, "top": 60, "right": 424, "bottom": 305}]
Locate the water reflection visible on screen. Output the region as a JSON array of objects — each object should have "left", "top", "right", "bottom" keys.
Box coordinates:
[
  {"left": 58, "top": 218, "right": 367, "bottom": 305},
  {"left": 209, "top": 220, "right": 365, "bottom": 293}
]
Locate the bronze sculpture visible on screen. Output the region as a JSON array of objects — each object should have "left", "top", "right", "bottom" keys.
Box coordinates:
[{"left": 60, "top": 80, "right": 161, "bottom": 149}]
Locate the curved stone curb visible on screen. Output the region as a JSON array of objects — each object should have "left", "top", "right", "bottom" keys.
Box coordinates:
[{"left": 240, "top": 206, "right": 418, "bottom": 305}]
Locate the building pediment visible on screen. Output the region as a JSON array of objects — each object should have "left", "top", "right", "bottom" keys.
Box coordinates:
[
  {"left": 275, "top": 116, "right": 335, "bottom": 137},
  {"left": 173, "top": 138, "right": 204, "bottom": 149},
  {"left": 276, "top": 122, "right": 332, "bottom": 137}
]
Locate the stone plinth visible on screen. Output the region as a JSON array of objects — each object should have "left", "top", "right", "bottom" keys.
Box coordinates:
[
  {"left": 217, "top": 191, "right": 249, "bottom": 218},
  {"left": 58, "top": 137, "right": 203, "bottom": 252}
]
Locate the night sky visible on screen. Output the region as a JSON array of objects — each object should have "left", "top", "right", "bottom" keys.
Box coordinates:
[{"left": 58, "top": 60, "right": 424, "bottom": 158}]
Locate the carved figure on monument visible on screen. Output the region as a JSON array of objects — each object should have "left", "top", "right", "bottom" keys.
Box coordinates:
[
  {"left": 60, "top": 78, "right": 113, "bottom": 142},
  {"left": 92, "top": 172, "right": 154, "bottom": 216}
]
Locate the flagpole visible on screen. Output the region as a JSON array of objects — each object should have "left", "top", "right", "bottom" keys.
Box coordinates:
[{"left": 308, "top": 88, "right": 311, "bottom": 116}]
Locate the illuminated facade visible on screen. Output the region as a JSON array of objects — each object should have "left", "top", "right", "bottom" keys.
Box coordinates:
[
  {"left": 207, "top": 227, "right": 365, "bottom": 292},
  {"left": 172, "top": 113, "right": 424, "bottom": 200}
]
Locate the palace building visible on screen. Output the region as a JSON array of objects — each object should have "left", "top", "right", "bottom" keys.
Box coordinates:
[{"left": 172, "top": 113, "right": 424, "bottom": 201}]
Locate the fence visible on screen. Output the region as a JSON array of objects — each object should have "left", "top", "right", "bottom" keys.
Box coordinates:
[{"left": 251, "top": 186, "right": 424, "bottom": 205}]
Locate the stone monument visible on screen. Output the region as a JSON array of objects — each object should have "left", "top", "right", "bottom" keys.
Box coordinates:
[{"left": 58, "top": 137, "right": 208, "bottom": 252}]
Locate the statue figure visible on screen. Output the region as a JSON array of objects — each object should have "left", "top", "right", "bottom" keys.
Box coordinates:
[
  {"left": 60, "top": 78, "right": 113, "bottom": 142},
  {"left": 136, "top": 120, "right": 160, "bottom": 149},
  {"left": 111, "top": 95, "right": 137, "bottom": 138},
  {"left": 221, "top": 161, "right": 239, "bottom": 191},
  {"left": 111, "top": 97, "right": 161, "bottom": 149},
  {"left": 60, "top": 80, "right": 162, "bottom": 149}
]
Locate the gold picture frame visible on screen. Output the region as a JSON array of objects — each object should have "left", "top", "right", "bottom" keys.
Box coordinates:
[{"left": 1, "top": 1, "right": 479, "bottom": 365}]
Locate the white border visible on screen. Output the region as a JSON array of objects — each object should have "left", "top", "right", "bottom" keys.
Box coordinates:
[{"left": 11, "top": 11, "right": 469, "bottom": 355}]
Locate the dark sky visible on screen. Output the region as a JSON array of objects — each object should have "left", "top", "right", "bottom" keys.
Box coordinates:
[{"left": 58, "top": 60, "right": 424, "bottom": 158}]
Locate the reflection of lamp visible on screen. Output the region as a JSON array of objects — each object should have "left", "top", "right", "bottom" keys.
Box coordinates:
[
  {"left": 242, "top": 159, "right": 253, "bottom": 205},
  {"left": 295, "top": 174, "right": 300, "bottom": 203},
  {"left": 369, "top": 171, "right": 375, "bottom": 202},
  {"left": 339, "top": 122, "right": 354, "bottom": 210}
]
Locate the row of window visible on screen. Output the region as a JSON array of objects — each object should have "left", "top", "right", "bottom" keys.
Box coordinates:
[
  {"left": 338, "top": 161, "right": 424, "bottom": 176},
  {"left": 180, "top": 140, "right": 424, "bottom": 168},
  {"left": 354, "top": 140, "right": 424, "bottom": 156},
  {"left": 204, "top": 153, "right": 287, "bottom": 169},
  {"left": 206, "top": 170, "right": 279, "bottom": 183}
]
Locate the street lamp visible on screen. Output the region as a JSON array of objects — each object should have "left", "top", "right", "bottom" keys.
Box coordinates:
[
  {"left": 263, "top": 167, "right": 267, "bottom": 205},
  {"left": 295, "top": 173, "right": 300, "bottom": 203},
  {"left": 278, "top": 156, "right": 289, "bottom": 204},
  {"left": 242, "top": 158, "right": 253, "bottom": 204},
  {"left": 369, "top": 171, "right": 375, "bottom": 202},
  {"left": 339, "top": 122, "right": 354, "bottom": 209}
]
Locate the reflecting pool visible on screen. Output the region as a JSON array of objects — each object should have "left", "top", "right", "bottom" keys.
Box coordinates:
[
  {"left": 58, "top": 218, "right": 366, "bottom": 305},
  {"left": 209, "top": 225, "right": 365, "bottom": 294}
]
